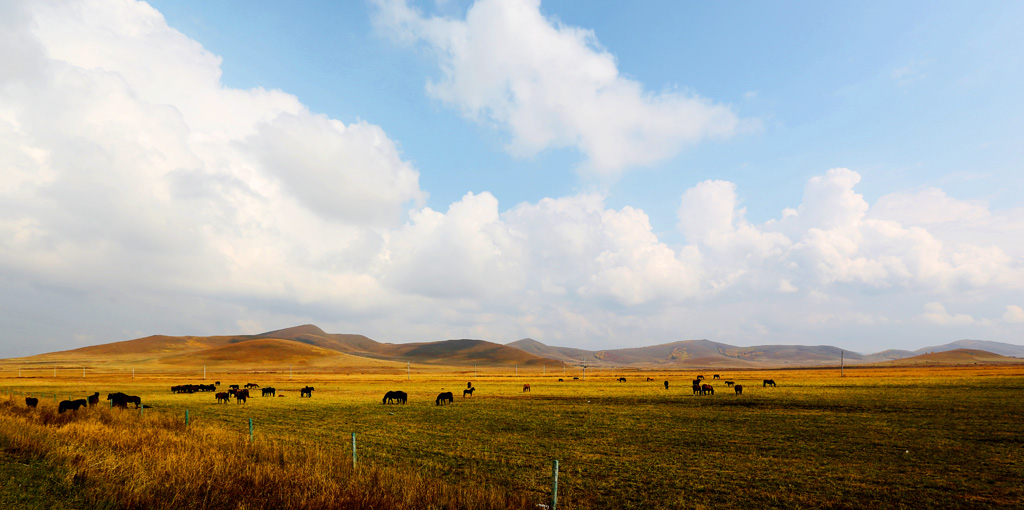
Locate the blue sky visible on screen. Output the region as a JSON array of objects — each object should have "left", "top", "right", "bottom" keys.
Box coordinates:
[{"left": 1, "top": 0, "right": 1022, "bottom": 357}]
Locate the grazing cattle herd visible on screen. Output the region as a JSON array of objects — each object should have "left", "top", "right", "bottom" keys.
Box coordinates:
[{"left": 13, "top": 373, "right": 778, "bottom": 416}]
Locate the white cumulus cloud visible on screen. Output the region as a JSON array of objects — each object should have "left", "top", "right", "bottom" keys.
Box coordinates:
[{"left": 372, "top": 0, "right": 748, "bottom": 175}]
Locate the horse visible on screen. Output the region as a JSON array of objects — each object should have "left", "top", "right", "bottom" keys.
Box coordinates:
[
  {"left": 713, "top": 374, "right": 720, "bottom": 380},
  {"left": 262, "top": 387, "right": 276, "bottom": 397},
  {"left": 692, "top": 383, "right": 702, "bottom": 396},
  {"left": 229, "top": 384, "right": 240, "bottom": 390},
  {"left": 382, "top": 390, "right": 402, "bottom": 404},
  {"left": 435, "top": 392, "right": 454, "bottom": 406},
  {"left": 245, "top": 383, "right": 260, "bottom": 389},
  {"left": 647, "top": 377, "right": 655, "bottom": 382},
  {"left": 664, "top": 381, "right": 669, "bottom": 390},
  {"left": 725, "top": 381, "right": 735, "bottom": 387},
  {"left": 701, "top": 384, "right": 715, "bottom": 396},
  {"left": 763, "top": 379, "right": 776, "bottom": 387},
  {"left": 58, "top": 399, "right": 87, "bottom": 413},
  {"left": 558, "top": 378, "right": 564, "bottom": 382},
  {"left": 522, "top": 384, "right": 531, "bottom": 393},
  {"left": 300, "top": 386, "right": 314, "bottom": 398},
  {"left": 572, "top": 377, "right": 579, "bottom": 381},
  {"left": 235, "top": 389, "right": 249, "bottom": 404},
  {"left": 215, "top": 381, "right": 221, "bottom": 386},
  {"left": 617, "top": 377, "right": 626, "bottom": 382},
  {"left": 215, "top": 392, "right": 231, "bottom": 404},
  {"left": 395, "top": 391, "right": 407, "bottom": 404},
  {"left": 87, "top": 392, "right": 99, "bottom": 406},
  {"left": 463, "top": 387, "right": 475, "bottom": 398},
  {"left": 25, "top": 397, "right": 38, "bottom": 408},
  {"left": 696, "top": 375, "right": 705, "bottom": 380},
  {"left": 107, "top": 392, "right": 139, "bottom": 409},
  {"left": 734, "top": 385, "right": 743, "bottom": 395}
]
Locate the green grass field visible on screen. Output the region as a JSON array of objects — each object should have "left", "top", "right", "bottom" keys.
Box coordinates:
[{"left": 1, "top": 365, "right": 1022, "bottom": 509}]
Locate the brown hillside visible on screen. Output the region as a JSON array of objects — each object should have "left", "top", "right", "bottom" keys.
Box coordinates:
[
  {"left": 378, "top": 339, "right": 558, "bottom": 366},
  {"left": 155, "top": 338, "right": 389, "bottom": 367},
  {"left": 871, "top": 348, "right": 1023, "bottom": 366}
]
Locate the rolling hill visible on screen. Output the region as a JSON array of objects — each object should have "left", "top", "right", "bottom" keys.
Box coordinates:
[
  {"left": 871, "top": 348, "right": 1024, "bottom": 366},
  {"left": 7, "top": 324, "right": 1022, "bottom": 369}
]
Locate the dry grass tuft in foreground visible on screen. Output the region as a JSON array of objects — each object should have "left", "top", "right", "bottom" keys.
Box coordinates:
[{"left": 0, "top": 400, "right": 530, "bottom": 510}]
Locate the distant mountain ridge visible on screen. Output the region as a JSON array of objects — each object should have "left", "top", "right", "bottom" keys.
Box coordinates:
[
  {"left": 507, "top": 337, "right": 1024, "bottom": 367},
  {"left": 8, "top": 325, "right": 1023, "bottom": 368}
]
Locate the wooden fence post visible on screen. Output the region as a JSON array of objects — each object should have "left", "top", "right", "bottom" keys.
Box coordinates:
[{"left": 551, "top": 459, "right": 560, "bottom": 510}]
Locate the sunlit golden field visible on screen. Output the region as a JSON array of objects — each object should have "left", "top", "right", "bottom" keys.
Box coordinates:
[{"left": 1, "top": 363, "right": 1022, "bottom": 509}]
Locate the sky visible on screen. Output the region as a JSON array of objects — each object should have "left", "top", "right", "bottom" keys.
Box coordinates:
[{"left": 1, "top": 0, "right": 1022, "bottom": 357}]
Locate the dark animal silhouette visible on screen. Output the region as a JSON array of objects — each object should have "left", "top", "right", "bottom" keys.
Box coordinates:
[
  {"left": 463, "top": 387, "right": 475, "bottom": 398},
  {"left": 696, "top": 375, "right": 705, "bottom": 380},
  {"left": 107, "top": 392, "right": 141, "bottom": 409},
  {"left": 713, "top": 374, "right": 720, "bottom": 380},
  {"left": 215, "top": 381, "right": 221, "bottom": 386},
  {"left": 763, "top": 379, "right": 776, "bottom": 387},
  {"left": 573, "top": 377, "right": 579, "bottom": 381},
  {"left": 87, "top": 392, "right": 99, "bottom": 406},
  {"left": 229, "top": 384, "right": 240, "bottom": 390},
  {"left": 59, "top": 399, "right": 87, "bottom": 413},
  {"left": 382, "top": 390, "right": 407, "bottom": 404},
  {"left": 558, "top": 378, "right": 564, "bottom": 382},
  {"left": 25, "top": 397, "right": 38, "bottom": 408},
  {"left": 300, "top": 386, "right": 314, "bottom": 397},
  {"left": 617, "top": 377, "right": 626, "bottom": 382},
  {"left": 468, "top": 382, "right": 473, "bottom": 389},
  {"left": 692, "top": 382, "right": 702, "bottom": 395},
  {"left": 701, "top": 384, "right": 714, "bottom": 395},
  {"left": 262, "top": 387, "right": 276, "bottom": 397},
  {"left": 664, "top": 381, "right": 669, "bottom": 390},
  {"left": 216, "top": 392, "right": 230, "bottom": 404},
  {"left": 725, "top": 381, "right": 735, "bottom": 387},
  {"left": 735, "top": 385, "right": 743, "bottom": 395},
  {"left": 522, "top": 384, "right": 531, "bottom": 393},
  {"left": 235, "top": 389, "right": 249, "bottom": 404},
  {"left": 435, "top": 392, "right": 454, "bottom": 406},
  {"left": 692, "top": 379, "right": 702, "bottom": 387},
  {"left": 245, "top": 383, "right": 259, "bottom": 389},
  {"left": 647, "top": 377, "right": 655, "bottom": 382}
]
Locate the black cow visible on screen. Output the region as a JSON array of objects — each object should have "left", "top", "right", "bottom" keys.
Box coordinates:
[
  {"left": 25, "top": 397, "right": 38, "bottom": 408},
  {"left": 435, "top": 392, "right": 454, "bottom": 406},
  {"left": 300, "top": 386, "right": 314, "bottom": 398}
]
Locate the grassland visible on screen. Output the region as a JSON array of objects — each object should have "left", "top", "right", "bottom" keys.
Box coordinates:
[{"left": 0, "top": 364, "right": 1022, "bottom": 509}]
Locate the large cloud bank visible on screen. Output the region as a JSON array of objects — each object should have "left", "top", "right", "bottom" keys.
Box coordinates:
[
  {"left": 372, "top": 0, "right": 748, "bottom": 176},
  {"left": 1, "top": 0, "right": 1022, "bottom": 356}
]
